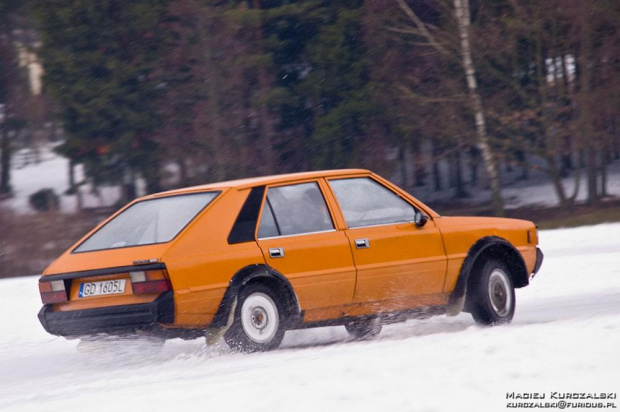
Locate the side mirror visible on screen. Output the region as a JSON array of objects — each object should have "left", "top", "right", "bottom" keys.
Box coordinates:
[{"left": 414, "top": 211, "right": 429, "bottom": 228}]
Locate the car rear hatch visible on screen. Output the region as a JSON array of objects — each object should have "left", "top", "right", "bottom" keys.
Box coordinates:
[
  {"left": 37, "top": 191, "right": 221, "bottom": 336},
  {"left": 39, "top": 191, "right": 222, "bottom": 310}
]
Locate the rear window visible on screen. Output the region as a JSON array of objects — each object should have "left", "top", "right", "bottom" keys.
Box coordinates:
[{"left": 74, "top": 192, "right": 219, "bottom": 253}]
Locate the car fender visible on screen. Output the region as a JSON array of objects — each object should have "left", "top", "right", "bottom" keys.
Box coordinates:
[
  {"left": 209, "top": 264, "right": 302, "bottom": 328},
  {"left": 448, "top": 236, "right": 528, "bottom": 308}
]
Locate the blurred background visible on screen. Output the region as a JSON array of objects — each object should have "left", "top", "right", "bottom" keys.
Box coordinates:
[{"left": 1, "top": 0, "right": 619, "bottom": 277}]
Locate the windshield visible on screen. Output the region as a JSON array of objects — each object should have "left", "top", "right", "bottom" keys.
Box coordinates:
[{"left": 74, "top": 192, "right": 219, "bottom": 252}]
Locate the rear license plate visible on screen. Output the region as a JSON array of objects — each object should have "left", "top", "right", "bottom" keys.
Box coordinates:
[{"left": 79, "top": 279, "right": 127, "bottom": 298}]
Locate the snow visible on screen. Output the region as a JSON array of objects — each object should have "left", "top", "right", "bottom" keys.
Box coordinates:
[
  {"left": 1, "top": 224, "right": 619, "bottom": 411},
  {"left": 502, "top": 163, "right": 620, "bottom": 208},
  {"left": 4, "top": 144, "right": 121, "bottom": 214}
]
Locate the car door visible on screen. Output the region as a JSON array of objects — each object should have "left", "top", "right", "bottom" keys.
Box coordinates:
[
  {"left": 327, "top": 177, "right": 448, "bottom": 308},
  {"left": 255, "top": 180, "right": 356, "bottom": 318}
]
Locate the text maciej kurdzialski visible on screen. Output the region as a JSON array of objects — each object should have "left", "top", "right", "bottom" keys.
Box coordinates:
[{"left": 506, "top": 393, "right": 617, "bottom": 400}]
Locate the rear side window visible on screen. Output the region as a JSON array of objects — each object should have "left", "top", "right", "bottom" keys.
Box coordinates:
[
  {"left": 257, "top": 200, "right": 280, "bottom": 239},
  {"left": 74, "top": 192, "right": 218, "bottom": 252},
  {"left": 257, "top": 182, "right": 334, "bottom": 238},
  {"left": 329, "top": 177, "right": 415, "bottom": 228}
]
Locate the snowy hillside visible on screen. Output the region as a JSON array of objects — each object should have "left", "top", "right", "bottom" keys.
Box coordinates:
[{"left": 1, "top": 224, "right": 619, "bottom": 412}]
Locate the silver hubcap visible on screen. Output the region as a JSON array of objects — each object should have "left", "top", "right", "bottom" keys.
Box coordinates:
[
  {"left": 488, "top": 269, "right": 512, "bottom": 317},
  {"left": 240, "top": 292, "right": 279, "bottom": 344}
]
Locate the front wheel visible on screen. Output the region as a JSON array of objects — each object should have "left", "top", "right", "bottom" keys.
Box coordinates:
[
  {"left": 469, "top": 259, "right": 515, "bottom": 325},
  {"left": 223, "top": 284, "right": 285, "bottom": 352}
]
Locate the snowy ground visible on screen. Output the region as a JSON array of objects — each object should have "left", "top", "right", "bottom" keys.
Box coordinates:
[
  {"left": 3, "top": 144, "right": 122, "bottom": 213},
  {"left": 502, "top": 163, "right": 620, "bottom": 208},
  {"left": 1, "top": 224, "right": 619, "bottom": 412}
]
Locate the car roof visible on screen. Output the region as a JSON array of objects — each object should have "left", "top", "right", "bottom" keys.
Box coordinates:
[{"left": 150, "top": 169, "right": 371, "bottom": 197}]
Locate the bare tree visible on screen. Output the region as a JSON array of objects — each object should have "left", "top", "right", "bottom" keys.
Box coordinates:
[
  {"left": 395, "top": 0, "right": 505, "bottom": 215},
  {"left": 453, "top": 0, "right": 503, "bottom": 214}
]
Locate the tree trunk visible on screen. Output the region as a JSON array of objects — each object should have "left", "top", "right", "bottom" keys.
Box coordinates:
[
  {"left": 532, "top": 9, "right": 572, "bottom": 211},
  {"left": 399, "top": 144, "right": 414, "bottom": 192},
  {"left": 122, "top": 166, "right": 137, "bottom": 202},
  {"left": 67, "top": 158, "right": 76, "bottom": 194},
  {"left": 76, "top": 184, "right": 83, "bottom": 212},
  {"left": 584, "top": 146, "right": 597, "bottom": 204},
  {"left": 600, "top": 148, "right": 609, "bottom": 197},
  {"left": 454, "top": 0, "right": 504, "bottom": 216},
  {"left": 178, "top": 158, "right": 188, "bottom": 186},
  {"left": 144, "top": 161, "right": 162, "bottom": 194},
  {"left": 454, "top": 151, "right": 469, "bottom": 199},
  {"left": 0, "top": 129, "right": 11, "bottom": 195},
  {"left": 252, "top": 0, "right": 275, "bottom": 175},
  {"left": 190, "top": 0, "right": 226, "bottom": 181},
  {"left": 614, "top": 117, "right": 619, "bottom": 160},
  {"left": 516, "top": 150, "right": 528, "bottom": 180},
  {"left": 578, "top": 2, "right": 598, "bottom": 205},
  {"left": 414, "top": 148, "right": 426, "bottom": 187},
  {"left": 448, "top": 152, "right": 455, "bottom": 188},
  {"left": 432, "top": 141, "right": 442, "bottom": 191},
  {"left": 545, "top": 153, "right": 570, "bottom": 210},
  {"left": 469, "top": 146, "right": 479, "bottom": 187},
  {"left": 0, "top": 13, "right": 17, "bottom": 196},
  {"left": 559, "top": 148, "right": 572, "bottom": 178}
]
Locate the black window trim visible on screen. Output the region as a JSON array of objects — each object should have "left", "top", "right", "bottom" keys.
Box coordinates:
[{"left": 228, "top": 186, "right": 266, "bottom": 244}]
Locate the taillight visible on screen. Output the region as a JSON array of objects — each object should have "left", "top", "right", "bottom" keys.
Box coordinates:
[
  {"left": 39, "top": 280, "right": 68, "bottom": 304},
  {"left": 130, "top": 269, "right": 172, "bottom": 294}
]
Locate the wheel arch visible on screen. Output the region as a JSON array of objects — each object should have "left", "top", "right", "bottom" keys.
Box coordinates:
[
  {"left": 449, "top": 236, "right": 528, "bottom": 306},
  {"left": 210, "top": 264, "right": 301, "bottom": 328}
]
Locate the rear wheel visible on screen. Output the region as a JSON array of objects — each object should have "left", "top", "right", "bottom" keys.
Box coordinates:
[
  {"left": 345, "top": 317, "right": 382, "bottom": 340},
  {"left": 223, "top": 284, "right": 285, "bottom": 352},
  {"left": 470, "top": 259, "right": 515, "bottom": 325}
]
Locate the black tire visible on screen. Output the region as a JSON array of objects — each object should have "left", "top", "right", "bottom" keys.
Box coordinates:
[
  {"left": 223, "top": 283, "right": 285, "bottom": 352},
  {"left": 345, "top": 317, "right": 382, "bottom": 340},
  {"left": 469, "top": 259, "right": 515, "bottom": 325}
]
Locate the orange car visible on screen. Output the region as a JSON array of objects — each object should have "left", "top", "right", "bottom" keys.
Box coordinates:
[{"left": 38, "top": 169, "right": 543, "bottom": 351}]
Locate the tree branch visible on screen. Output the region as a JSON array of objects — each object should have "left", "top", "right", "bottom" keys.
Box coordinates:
[{"left": 395, "top": 0, "right": 450, "bottom": 55}]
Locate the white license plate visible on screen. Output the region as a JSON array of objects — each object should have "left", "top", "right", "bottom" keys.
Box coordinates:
[{"left": 79, "top": 279, "right": 127, "bottom": 298}]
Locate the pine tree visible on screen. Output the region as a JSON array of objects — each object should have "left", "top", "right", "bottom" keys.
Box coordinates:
[{"left": 33, "top": 0, "right": 170, "bottom": 199}]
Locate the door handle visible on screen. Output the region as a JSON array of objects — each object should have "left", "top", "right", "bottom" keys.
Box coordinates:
[
  {"left": 355, "top": 238, "right": 370, "bottom": 249},
  {"left": 269, "top": 247, "right": 285, "bottom": 258}
]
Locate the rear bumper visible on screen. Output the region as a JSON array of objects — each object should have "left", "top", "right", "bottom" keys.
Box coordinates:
[
  {"left": 38, "top": 292, "right": 174, "bottom": 337},
  {"left": 533, "top": 247, "right": 544, "bottom": 275}
]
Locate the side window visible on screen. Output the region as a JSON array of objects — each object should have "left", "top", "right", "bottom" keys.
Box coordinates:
[
  {"left": 257, "top": 200, "right": 279, "bottom": 239},
  {"left": 257, "top": 182, "right": 334, "bottom": 238},
  {"left": 329, "top": 177, "right": 415, "bottom": 228}
]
